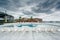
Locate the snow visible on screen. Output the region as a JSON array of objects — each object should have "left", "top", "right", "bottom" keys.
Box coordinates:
[
  {"left": 0, "top": 31, "right": 60, "bottom": 40},
  {"left": 0, "top": 23, "right": 60, "bottom": 40}
]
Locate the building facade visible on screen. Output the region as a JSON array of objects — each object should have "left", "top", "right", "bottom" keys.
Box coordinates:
[
  {"left": 0, "top": 12, "right": 14, "bottom": 24},
  {"left": 15, "top": 18, "right": 42, "bottom": 23}
]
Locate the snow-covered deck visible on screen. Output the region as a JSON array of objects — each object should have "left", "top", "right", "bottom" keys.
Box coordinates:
[{"left": 0, "top": 23, "right": 60, "bottom": 40}]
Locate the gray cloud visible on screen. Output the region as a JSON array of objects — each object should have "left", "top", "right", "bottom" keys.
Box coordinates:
[
  {"left": 23, "top": 10, "right": 36, "bottom": 16},
  {"left": 0, "top": 0, "right": 60, "bottom": 15},
  {"left": 31, "top": 0, "right": 58, "bottom": 14}
]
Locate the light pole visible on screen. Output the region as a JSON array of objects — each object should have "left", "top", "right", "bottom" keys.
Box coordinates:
[{"left": 4, "top": 10, "right": 8, "bottom": 23}]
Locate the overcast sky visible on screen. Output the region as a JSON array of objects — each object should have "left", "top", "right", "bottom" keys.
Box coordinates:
[{"left": 0, "top": 0, "right": 60, "bottom": 21}]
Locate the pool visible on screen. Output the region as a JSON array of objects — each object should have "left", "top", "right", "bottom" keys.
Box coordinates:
[
  {"left": 0, "top": 23, "right": 60, "bottom": 31},
  {"left": 17, "top": 23, "right": 38, "bottom": 27}
]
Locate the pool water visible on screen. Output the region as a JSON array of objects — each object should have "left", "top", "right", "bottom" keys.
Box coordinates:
[{"left": 17, "top": 24, "right": 37, "bottom": 27}]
